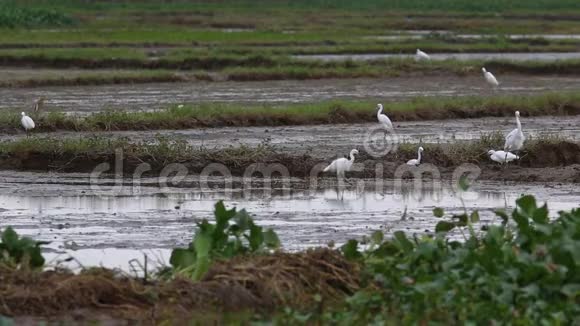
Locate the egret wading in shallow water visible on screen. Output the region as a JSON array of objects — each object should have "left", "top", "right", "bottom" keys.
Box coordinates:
[
  {"left": 376, "top": 103, "right": 393, "bottom": 137},
  {"left": 323, "top": 149, "right": 359, "bottom": 183},
  {"left": 416, "top": 49, "right": 430, "bottom": 61},
  {"left": 482, "top": 67, "right": 499, "bottom": 88},
  {"left": 21, "top": 112, "right": 35, "bottom": 136},
  {"left": 504, "top": 111, "right": 525, "bottom": 154},
  {"left": 488, "top": 150, "right": 519, "bottom": 164},
  {"left": 406, "top": 146, "right": 424, "bottom": 166}
]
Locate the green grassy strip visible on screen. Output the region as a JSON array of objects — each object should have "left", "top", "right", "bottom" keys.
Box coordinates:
[
  {"left": 11, "top": 0, "right": 580, "bottom": 13},
  {"left": 4, "top": 92, "right": 580, "bottom": 132}
]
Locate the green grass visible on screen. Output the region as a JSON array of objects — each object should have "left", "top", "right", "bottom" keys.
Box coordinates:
[
  {"left": 11, "top": 0, "right": 580, "bottom": 13},
  {"left": 3, "top": 91, "right": 579, "bottom": 132},
  {"left": 0, "top": 3, "right": 74, "bottom": 28}
]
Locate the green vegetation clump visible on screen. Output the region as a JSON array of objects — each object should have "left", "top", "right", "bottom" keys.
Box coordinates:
[
  {"left": 1, "top": 91, "right": 579, "bottom": 132},
  {"left": 280, "top": 195, "right": 580, "bottom": 324},
  {"left": 1, "top": 194, "right": 580, "bottom": 323},
  {"left": 169, "top": 201, "right": 280, "bottom": 281},
  {"left": 0, "top": 4, "right": 74, "bottom": 28},
  {"left": 0, "top": 227, "right": 47, "bottom": 269}
]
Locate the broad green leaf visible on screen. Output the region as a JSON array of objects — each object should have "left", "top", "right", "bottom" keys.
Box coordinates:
[
  {"left": 433, "top": 207, "right": 444, "bottom": 218},
  {"left": 517, "top": 195, "right": 537, "bottom": 217},
  {"left": 263, "top": 229, "right": 281, "bottom": 249},
  {"left": 28, "top": 247, "right": 45, "bottom": 268},
  {"left": 214, "top": 200, "right": 236, "bottom": 227},
  {"left": 532, "top": 203, "right": 549, "bottom": 225},
  {"left": 192, "top": 255, "right": 211, "bottom": 281},
  {"left": 435, "top": 221, "right": 456, "bottom": 233},
  {"left": 393, "top": 231, "right": 414, "bottom": 253},
  {"left": 341, "top": 239, "right": 362, "bottom": 260},
  {"left": 234, "top": 209, "right": 253, "bottom": 231},
  {"left": 470, "top": 211, "right": 480, "bottom": 223},
  {"left": 193, "top": 231, "right": 212, "bottom": 258},
  {"left": 248, "top": 224, "right": 264, "bottom": 251},
  {"left": 1, "top": 227, "right": 18, "bottom": 250},
  {"left": 371, "top": 230, "right": 384, "bottom": 245},
  {"left": 169, "top": 248, "right": 196, "bottom": 269}
]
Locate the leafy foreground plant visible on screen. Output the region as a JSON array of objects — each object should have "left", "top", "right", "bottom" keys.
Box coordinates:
[
  {"left": 169, "top": 201, "right": 280, "bottom": 281},
  {"left": 0, "top": 227, "right": 47, "bottom": 269},
  {"left": 281, "top": 195, "right": 580, "bottom": 324}
]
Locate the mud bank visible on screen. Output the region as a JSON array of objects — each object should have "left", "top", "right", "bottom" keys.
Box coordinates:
[
  {"left": 0, "top": 137, "right": 578, "bottom": 183},
  {"left": 0, "top": 249, "right": 358, "bottom": 324}
]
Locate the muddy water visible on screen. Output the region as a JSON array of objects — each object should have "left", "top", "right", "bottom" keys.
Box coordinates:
[
  {"left": 294, "top": 52, "right": 580, "bottom": 62},
  {"left": 0, "top": 170, "right": 578, "bottom": 272},
  {"left": 1, "top": 75, "right": 580, "bottom": 113}
]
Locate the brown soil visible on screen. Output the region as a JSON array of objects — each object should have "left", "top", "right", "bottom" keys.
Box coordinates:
[
  {"left": 0, "top": 248, "right": 359, "bottom": 324},
  {"left": 1, "top": 141, "right": 578, "bottom": 183}
]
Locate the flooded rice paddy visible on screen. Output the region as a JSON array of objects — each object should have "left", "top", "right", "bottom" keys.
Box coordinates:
[
  {"left": 1, "top": 170, "right": 578, "bottom": 273},
  {"left": 2, "top": 75, "right": 580, "bottom": 113}
]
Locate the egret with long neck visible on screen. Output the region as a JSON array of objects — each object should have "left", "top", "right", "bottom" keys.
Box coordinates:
[
  {"left": 406, "top": 147, "right": 424, "bottom": 166},
  {"left": 323, "top": 149, "right": 359, "bottom": 183},
  {"left": 376, "top": 103, "right": 393, "bottom": 138}
]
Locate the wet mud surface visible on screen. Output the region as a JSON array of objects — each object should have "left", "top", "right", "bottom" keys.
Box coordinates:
[
  {"left": 294, "top": 52, "right": 580, "bottom": 62},
  {"left": 2, "top": 74, "right": 580, "bottom": 113},
  {"left": 0, "top": 171, "right": 578, "bottom": 272}
]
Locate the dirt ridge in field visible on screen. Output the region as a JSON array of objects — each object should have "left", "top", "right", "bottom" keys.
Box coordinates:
[
  {"left": 0, "top": 249, "right": 358, "bottom": 324},
  {"left": 1, "top": 141, "right": 579, "bottom": 183}
]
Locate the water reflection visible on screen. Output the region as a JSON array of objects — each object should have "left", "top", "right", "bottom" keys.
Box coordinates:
[
  {"left": 0, "top": 181, "right": 578, "bottom": 271},
  {"left": 0, "top": 182, "right": 575, "bottom": 216}
]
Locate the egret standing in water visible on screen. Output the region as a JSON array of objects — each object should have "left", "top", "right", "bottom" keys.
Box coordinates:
[
  {"left": 482, "top": 67, "right": 499, "bottom": 88},
  {"left": 21, "top": 112, "right": 35, "bottom": 136},
  {"left": 504, "top": 111, "right": 525, "bottom": 154},
  {"left": 488, "top": 150, "right": 519, "bottom": 164},
  {"left": 323, "top": 149, "right": 359, "bottom": 183},
  {"left": 416, "top": 49, "right": 430, "bottom": 61},
  {"left": 406, "top": 146, "right": 424, "bottom": 166},
  {"left": 376, "top": 103, "right": 393, "bottom": 137}
]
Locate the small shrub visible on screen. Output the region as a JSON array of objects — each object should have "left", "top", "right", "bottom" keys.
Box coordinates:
[
  {"left": 0, "top": 226, "right": 48, "bottom": 269},
  {"left": 170, "top": 201, "right": 280, "bottom": 280}
]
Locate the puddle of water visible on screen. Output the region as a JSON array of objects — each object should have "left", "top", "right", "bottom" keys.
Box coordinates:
[
  {"left": 0, "top": 176, "right": 578, "bottom": 272},
  {"left": 294, "top": 52, "right": 580, "bottom": 62}
]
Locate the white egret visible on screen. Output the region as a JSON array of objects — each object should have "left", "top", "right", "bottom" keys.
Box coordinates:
[
  {"left": 323, "top": 149, "right": 359, "bottom": 182},
  {"left": 482, "top": 67, "right": 499, "bottom": 88},
  {"left": 488, "top": 150, "right": 519, "bottom": 164},
  {"left": 416, "top": 49, "right": 430, "bottom": 61},
  {"left": 21, "top": 112, "right": 35, "bottom": 136},
  {"left": 406, "top": 146, "right": 424, "bottom": 166},
  {"left": 504, "top": 111, "right": 525, "bottom": 153},
  {"left": 376, "top": 103, "right": 393, "bottom": 135}
]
